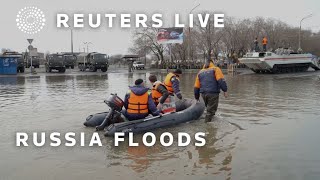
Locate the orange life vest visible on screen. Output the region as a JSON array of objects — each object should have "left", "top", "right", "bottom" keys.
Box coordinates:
[
  {"left": 164, "top": 72, "right": 179, "bottom": 94},
  {"left": 151, "top": 82, "right": 164, "bottom": 104},
  {"left": 262, "top": 37, "right": 268, "bottom": 45},
  {"left": 127, "top": 91, "right": 149, "bottom": 114}
]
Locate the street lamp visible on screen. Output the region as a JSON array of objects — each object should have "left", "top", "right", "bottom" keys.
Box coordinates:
[
  {"left": 298, "top": 14, "right": 313, "bottom": 51},
  {"left": 188, "top": 3, "right": 200, "bottom": 61},
  {"left": 83, "top": 42, "right": 92, "bottom": 53}
]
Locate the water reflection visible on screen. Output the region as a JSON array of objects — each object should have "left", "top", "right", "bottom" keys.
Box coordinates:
[
  {"left": 103, "top": 120, "right": 237, "bottom": 179},
  {"left": 0, "top": 70, "right": 320, "bottom": 180}
]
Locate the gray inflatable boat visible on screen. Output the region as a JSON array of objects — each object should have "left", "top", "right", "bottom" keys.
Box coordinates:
[{"left": 84, "top": 98, "right": 205, "bottom": 136}]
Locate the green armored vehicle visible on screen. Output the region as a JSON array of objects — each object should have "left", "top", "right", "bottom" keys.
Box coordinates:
[
  {"left": 77, "top": 52, "right": 109, "bottom": 72},
  {"left": 17, "top": 54, "right": 25, "bottom": 73},
  {"left": 45, "top": 54, "right": 66, "bottom": 73},
  {"left": 24, "top": 54, "right": 40, "bottom": 68},
  {"left": 62, "top": 53, "right": 77, "bottom": 69}
]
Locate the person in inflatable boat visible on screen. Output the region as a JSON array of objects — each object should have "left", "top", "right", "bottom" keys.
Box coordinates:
[{"left": 123, "top": 79, "right": 160, "bottom": 121}]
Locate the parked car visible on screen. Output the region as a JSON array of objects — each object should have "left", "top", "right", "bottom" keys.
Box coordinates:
[{"left": 133, "top": 61, "right": 145, "bottom": 69}]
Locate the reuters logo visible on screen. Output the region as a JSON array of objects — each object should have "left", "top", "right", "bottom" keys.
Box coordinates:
[{"left": 16, "top": 6, "right": 46, "bottom": 34}]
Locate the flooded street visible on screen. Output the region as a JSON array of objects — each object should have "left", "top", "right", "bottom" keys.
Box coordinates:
[{"left": 1, "top": 68, "right": 320, "bottom": 180}]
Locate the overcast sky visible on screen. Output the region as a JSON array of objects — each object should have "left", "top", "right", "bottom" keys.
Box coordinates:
[{"left": 0, "top": 0, "right": 319, "bottom": 55}]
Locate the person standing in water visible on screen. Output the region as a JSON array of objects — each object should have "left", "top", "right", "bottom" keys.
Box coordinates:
[{"left": 194, "top": 58, "right": 228, "bottom": 122}]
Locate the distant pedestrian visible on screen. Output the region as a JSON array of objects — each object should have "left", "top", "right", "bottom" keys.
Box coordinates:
[
  {"left": 262, "top": 36, "right": 268, "bottom": 52},
  {"left": 129, "top": 60, "right": 134, "bottom": 72}
]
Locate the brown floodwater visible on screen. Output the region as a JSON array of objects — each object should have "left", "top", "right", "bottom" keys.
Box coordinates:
[{"left": 0, "top": 68, "right": 320, "bottom": 180}]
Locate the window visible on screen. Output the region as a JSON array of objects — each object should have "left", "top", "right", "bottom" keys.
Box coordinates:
[
  {"left": 259, "top": 53, "right": 266, "bottom": 57},
  {"left": 94, "top": 54, "right": 107, "bottom": 59}
]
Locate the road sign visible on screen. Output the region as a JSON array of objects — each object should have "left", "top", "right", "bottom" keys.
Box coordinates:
[
  {"left": 29, "top": 48, "right": 38, "bottom": 56},
  {"left": 28, "top": 45, "right": 33, "bottom": 51},
  {"left": 27, "top": 39, "right": 33, "bottom": 44}
]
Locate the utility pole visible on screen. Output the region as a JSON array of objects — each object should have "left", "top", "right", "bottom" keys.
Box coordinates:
[
  {"left": 299, "top": 14, "right": 312, "bottom": 51},
  {"left": 188, "top": 3, "right": 200, "bottom": 61},
  {"left": 27, "top": 39, "right": 33, "bottom": 74},
  {"left": 71, "top": 29, "right": 74, "bottom": 54}
]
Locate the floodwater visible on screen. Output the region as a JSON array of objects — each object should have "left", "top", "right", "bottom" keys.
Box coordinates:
[{"left": 0, "top": 68, "right": 320, "bottom": 180}]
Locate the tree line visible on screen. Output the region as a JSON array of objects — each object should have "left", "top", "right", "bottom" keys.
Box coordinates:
[{"left": 129, "top": 13, "right": 320, "bottom": 66}]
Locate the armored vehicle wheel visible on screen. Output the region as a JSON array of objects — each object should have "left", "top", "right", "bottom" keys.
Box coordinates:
[
  {"left": 101, "top": 68, "right": 107, "bottom": 72},
  {"left": 20, "top": 68, "right": 25, "bottom": 73},
  {"left": 71, "top": 66, "right": 74, "bottom": 69},
  {"left": 79, "top": 64, "right": 85, "bottom": 71},
  {"left": 59, "top": 68, "right": 66, "bottom": 73}
]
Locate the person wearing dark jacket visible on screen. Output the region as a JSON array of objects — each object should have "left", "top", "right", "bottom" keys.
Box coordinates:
[
  {"left": 194, "top": 60, "right": 228, "bottom": 122},
  {"left": 164, "top": 69, "right": 183, "bottom": 100},
  {"left": 123, "top": 79, "right": 160, "bottom": 121},
  {"left": 148, "top": 74, "right": 169, "bottom": 110}
]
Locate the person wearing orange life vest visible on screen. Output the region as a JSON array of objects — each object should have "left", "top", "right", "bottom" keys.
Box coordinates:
[
  {"left": 164, "top": 69, "right": 183, "bottom": 100},
  {"left": 194, "top": 59, "right": 228, "bottom": 122},
  {"left": 262, "top": 36, "right": 268, "bottom": 52},
  {"left": 148, "top": 74, "right": 169, "bottom": 110},
  {"left": 123, "top": 79, "right": 160, "bottom": 121}
]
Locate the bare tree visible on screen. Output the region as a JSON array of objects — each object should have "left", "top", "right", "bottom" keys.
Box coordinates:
[
  {"left": 193, "top": 12, "right": 225, "bottom": 60},
  {"left": 130, "top": 24, "right": 166, "bottom": 67},
  {"left": 129, "top": 16, "right": 320, "bottom": 69}
]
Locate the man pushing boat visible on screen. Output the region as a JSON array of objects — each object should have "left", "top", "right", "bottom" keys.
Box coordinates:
[{"left": 194, "top": 57, "right": 228, "bottom": 122}]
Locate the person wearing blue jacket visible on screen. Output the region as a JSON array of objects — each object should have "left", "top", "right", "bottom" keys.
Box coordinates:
[
  {"left": 123, "top": 79, "right": 160, "bottom": 121},
  {"left": 194, "top": 59, "right": 228, "bottom": 122}
]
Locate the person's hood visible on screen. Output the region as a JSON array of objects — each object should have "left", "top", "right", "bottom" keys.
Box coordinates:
[
  {"left": 153, "top": 80, "right": 162, "bottom": 86},
  {"left": 129, "top": 85, "right": 149, "bottom": 95},
  {"left": 203, "top": 61, "right": 216, "bottom": 69}
]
